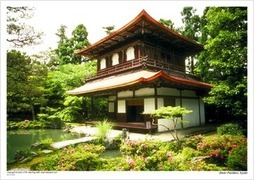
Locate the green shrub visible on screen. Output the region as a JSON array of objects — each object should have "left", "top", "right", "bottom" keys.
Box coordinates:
[
  {"left": 197, "top": 135, "right": 247, "bottom": 167},
  {"left": 32, "top": 143, "right": 105, "bottom": 171},
  {"left": 217, "top": 123, "right": 245, "bottom": 136},
  {"left": 177, "top": 160, "right": 225, "bottom": 171},
  {"left": 14, "top": 149, "right": 31, "bottom": 161},
  {"left": 40, "top": 138, "right": 53, "bottom": 149},
  {"left": 227, "top": 145, "right": 247, "bottom": 170},
  {"left": 7, "top": 120, "right": 52, "bottom": 130},
  {"left": 118, "top": 139, "right": 177, "bottom": 171},
  {"left": 180, "top": 147, "right": 202, "bottom": 161},
  {"left": 182, "top": 134, "right": 203, "bottom": 150}
]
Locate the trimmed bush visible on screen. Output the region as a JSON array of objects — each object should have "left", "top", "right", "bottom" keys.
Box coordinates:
[
  {"left": 227, "top": 145, "right": 247, "bottom": 170},
  {"left": 182, "top": 134, "right": 203, "bottom": 150},
  {"left": 197, "top": 135, "right": 247, "bottom": 169},
  {"left": 32, "top": 143, "right": 105, "bottom": 171},
  {"left": 217, "top": 123, "right": 245, "bottom": 136}
]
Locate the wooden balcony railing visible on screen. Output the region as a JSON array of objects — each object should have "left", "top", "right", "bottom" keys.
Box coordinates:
[
  {"left": 143, "top": 57, "right": 186, "bottom": 72},
  {"left": 87, "top": 56, "right": 185, "bottom": 81}
]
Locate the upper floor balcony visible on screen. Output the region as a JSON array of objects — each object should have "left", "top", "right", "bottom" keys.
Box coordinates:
[{"left": 87, "top": 56, "right": 186, "bottom": 81}]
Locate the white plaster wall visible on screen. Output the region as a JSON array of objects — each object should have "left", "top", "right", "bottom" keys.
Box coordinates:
[
  {"left": 108, "top": 96, "right": 116, "bottom": 101},
  {"left": 157, "top": 98, "right": 164, "bottom": 109},
  {"left": 157, "top": 87, "right": 180, "bottom": 96},
  {"left": 100, "top": 58, "right": 106, "bottom": 69},
  {"left": 181, "top": 90, "right": 197, "bottom": 97},
  {"left": 135, "top": 88, "right": 155, "bottom": 97},
  {"left": 144, "top": 98, "right": 155, "bottom": 113},
  {"left": 126, "top": 47, "right": 135, "bottom": 61},
  {"left": 118, "top": 90, "right": 133, "bottom": 98},
  {"left": 118, "top": 100, "right": 126, "bottom": 113},
  {"left": 112, "top": 53, "right": 119, "bottom": 66},
  {"left": 182, "top": 99, "right": 200, "bottom": 128},
  {"left": 108, "top": 102, "right": 115, "bottom": 112},
  {"left": 157, "top": 97, "right": 201, "bottom": 132},
  {"left": 199, "top": 98, "right": 205, "bottom": 124},
  {"left": 158, "top": 118, "right": 182, "bottom": 132}
]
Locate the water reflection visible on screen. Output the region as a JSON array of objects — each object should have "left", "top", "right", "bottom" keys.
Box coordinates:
[{"left": 7, "top": 129, "right": 79, "bottom": 163}]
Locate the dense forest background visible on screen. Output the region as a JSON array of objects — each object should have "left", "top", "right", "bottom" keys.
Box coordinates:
[{"left": 6, "top": 7, "right": 247, "bottom": 127}]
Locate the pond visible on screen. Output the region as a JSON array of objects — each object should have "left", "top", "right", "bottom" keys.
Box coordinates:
[{"left": 7, "top": 129, "right": 79, "bottom": 163}]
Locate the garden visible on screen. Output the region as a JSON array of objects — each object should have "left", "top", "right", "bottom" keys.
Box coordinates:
[{"left": 9, "top": 122, "right": 247, "bottom": 171}]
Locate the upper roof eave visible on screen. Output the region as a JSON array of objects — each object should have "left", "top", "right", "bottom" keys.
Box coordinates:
[{"left": 75, "top": 9, "right": 203, "bottom": 57}]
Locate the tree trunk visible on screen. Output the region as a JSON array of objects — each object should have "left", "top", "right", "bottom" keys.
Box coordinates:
[{"left": 31, "top": 103, "right": 36, "bottom": 121}]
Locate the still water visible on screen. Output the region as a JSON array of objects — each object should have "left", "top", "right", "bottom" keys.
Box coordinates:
[{"left": 7, "top": 129, "right": 79, "bottom": 163}]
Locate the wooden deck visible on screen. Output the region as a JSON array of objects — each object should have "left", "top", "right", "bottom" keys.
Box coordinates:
[
  {"left": 114, "top": 122, "right": 157, "bottom": 134},
  {"left": 85, "top": 121, "right": 157, "bottom": 134}
]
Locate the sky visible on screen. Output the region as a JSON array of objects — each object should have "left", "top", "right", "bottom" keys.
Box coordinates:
[
  {"left": 1, "top": 0, "right": 248, "bottom": 55},
  {"left": 2, "top": 1, "right": 208, "bottom": 55},
  {"left": 2, "top": 1, "right": 253, "bottom": 56}
]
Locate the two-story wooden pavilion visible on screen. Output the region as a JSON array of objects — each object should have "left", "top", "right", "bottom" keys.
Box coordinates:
[{"left": 67, "top": 10, "right": 212, "bottom": 133}]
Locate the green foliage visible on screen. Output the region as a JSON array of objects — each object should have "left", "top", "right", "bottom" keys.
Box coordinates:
[
  {"left": 150, "top": 106, "right": 192, "bottom": 142},
  {"left": 43, "top": 62, "right": 98, "bottom": 123},
  {"left": 180, "top": 147, "right": 202, "bottom": 161},
  {"left": 180, "top": 7, "right": 201, "bottom": 74},
  {"left": 39, "top": 138, "right": 53, "bottom": 149},
  {"left": 28, "top": 134, "right": 247, "bottom": 171},
  {"left": 177, "top": 160, "right": 224, "bottom": 171},
  {"left": 109, "top": 139, "right": 177, "bottom": 171},
  {"left": 102, "top": 25, "right": 115, "bottom": 35},
  {"left": 180, "top": 7, "right": 201, "bottom": 41},
  {"left": 182, "top": 134, "right": 203, "bottom": 150},
  {"left": 7, "top": 120, "right": 52, "bottom": 130},
  {"left": 7, "top": 50, "right": 48, "bottom": 120},
  {"left": 227, "top": 144, "right": 247, "bottom": 170},
  {"left": 196, "top": 7, "right": 247, "bottom": 118},
  {"left": 95, "top": 120, "right": 114, "bottom": 143},
  {"left": 32, "top": 144, "right": 105, "bottom": 171},
  {"left": 158, "top": 18, "right": 180, "bottom": 32},
  {"left": 55, "top": 24, "right": 90, "bottom": 65},
  {"left": 151, "top": 106, "right": 192, "bottom": 119},
  {"left": 56, "top": 96, "right": 84, "bottom": 122},
  {"left": 217, "top": 123, "right": 245, "bottom": 136},
  {"left": 14, "top": 149, "right": 32, "bottom": 161},
  {"left": 197, "top": 135, "right": 247, "bottom": 169}
]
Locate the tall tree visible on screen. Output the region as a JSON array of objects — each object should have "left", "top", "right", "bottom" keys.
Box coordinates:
[
  {"left": 55, "top": 25, "right": 71, "bottom": 65},
  {"left": 102, "top": 25, "right": 115, "bottom": 35},
  {"left": 158, "top": 18, "right": 181, "bottom": 32},
  {"left": 196, "top": 7, "right": 247, "bottom": 119},
  {"left": 180, "top": 7, "right": 201, "bottom": 74},
  {"left": 7, "top": 6, "right": 43, "bottom": 47},
  {"left": 55, "top": 24, "right": 90, "bottom": 64},
  {"left": 41, "top": 62, "right": 106, "bottom": 123},
  {"left": 70, "top": 24, "right": 90, "bottom": 64},
  {"left": 7, "top": 50, "right": 47, "bottom": 120}
]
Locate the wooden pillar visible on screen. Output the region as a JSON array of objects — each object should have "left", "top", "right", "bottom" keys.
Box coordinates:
[
  {"left": 198, "top": 97, "right": 201, "bottom": 125},
  {"left": 91, "top": 96, "right": 94, "bottom": 120},
  {"left": 179, "top": 89, "right": 183, "bottom": 129}
]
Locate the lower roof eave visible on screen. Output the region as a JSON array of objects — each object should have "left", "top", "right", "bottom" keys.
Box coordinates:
[{"left": 67, "top": 69, "right": 212, "bottom": 96}]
